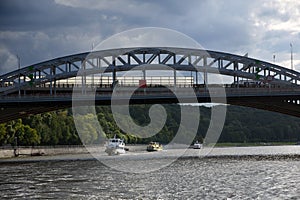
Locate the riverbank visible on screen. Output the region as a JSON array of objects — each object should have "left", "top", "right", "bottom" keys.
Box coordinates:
[
  {"left": 1, "top": 145, "right": 300, "bottom": 164},
  {"left": 1, "top": 142, "right": 298, "bottom": 159},
  {"left": 1, "top": 143, "right": 299, "bottom": 159},
  {"left": 0, "top": 144, "right": 147, "bottom": 159}
]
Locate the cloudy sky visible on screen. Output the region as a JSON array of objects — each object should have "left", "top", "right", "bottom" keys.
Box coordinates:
[{"left": 1, "top": 0, "right": 300, "bottom": 75}]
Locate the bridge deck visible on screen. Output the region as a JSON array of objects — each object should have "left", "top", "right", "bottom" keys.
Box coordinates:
[{"left": 0, "top": 86, "right": 299, "bottom": 123}]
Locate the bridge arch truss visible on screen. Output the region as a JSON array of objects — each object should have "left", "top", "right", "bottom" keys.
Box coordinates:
[{"left": 1, "top": 47, "right": 300, "bottom": 96}]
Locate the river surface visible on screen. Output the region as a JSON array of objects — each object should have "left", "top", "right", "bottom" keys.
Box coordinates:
[{"left": 0, "top": 146, "right": 300, "bottom": 199}]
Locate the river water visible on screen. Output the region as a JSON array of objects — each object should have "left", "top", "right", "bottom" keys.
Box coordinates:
[{"left": 0, "top": 146, "right": 300, "bottom": 199}]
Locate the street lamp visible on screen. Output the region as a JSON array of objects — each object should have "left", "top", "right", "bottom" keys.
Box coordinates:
[
  {"left": 290, "top": 43, "right": 294, "bottom": 70},
  {"left": 16, "top": 55, "right": 21, "bottom": 97}
]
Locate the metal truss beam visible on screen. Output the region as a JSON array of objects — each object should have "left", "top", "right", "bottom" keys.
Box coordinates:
[{"left": 1, "top": 47, "right": 300, "bottom": 96}]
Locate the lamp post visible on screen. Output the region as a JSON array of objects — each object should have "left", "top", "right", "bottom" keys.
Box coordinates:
[
  {"left": 14, "top": 136, "right": 18, "bottom": 157},
  {"left": 290, "top": 43, "right": 294, "bottom": 70},
  {"left": 16, "top": 55, "right": 20, "bottom": 97}
]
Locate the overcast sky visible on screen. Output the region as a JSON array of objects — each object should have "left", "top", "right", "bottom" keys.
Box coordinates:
[{"left": 1, "top": 0, "right": 300, "bottom": 75}]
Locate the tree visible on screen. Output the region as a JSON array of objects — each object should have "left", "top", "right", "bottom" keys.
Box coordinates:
[
  {"left": 74, "top": 114, "right": 99, "bottom": 144},
  {"left": 13, "top": 119, "right": 40, "bottom": 146},
  {"left": 0, "top": 123, "right": 7, "bottom": 145}
]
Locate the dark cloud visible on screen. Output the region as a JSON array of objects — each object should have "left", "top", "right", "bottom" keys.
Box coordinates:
[
  {"left": 0, "top": 0, "right": 97, "bottom": 31},
  {"left": 0, "top": 0, "right": 299, "bottom": 74},
  {"left": 0, "top": 0, "right": 130, "bottom": 71}
]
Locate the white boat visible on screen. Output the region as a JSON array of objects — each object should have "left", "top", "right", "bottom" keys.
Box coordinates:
[
  {"left": 193, "top": 141, "right": 202, "bottom": 149},
  {"left": 105, "top": 136, "right": 126, "bottom": 155}
]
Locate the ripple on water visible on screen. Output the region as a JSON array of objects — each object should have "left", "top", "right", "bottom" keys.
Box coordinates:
[{"left": 0, "top": 152, "right": 300, "bottom": 199}]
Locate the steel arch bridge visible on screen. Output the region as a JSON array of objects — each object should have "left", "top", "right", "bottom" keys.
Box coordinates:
[{"left": 0, "top": 47, "right": 300, "bottom": 123}]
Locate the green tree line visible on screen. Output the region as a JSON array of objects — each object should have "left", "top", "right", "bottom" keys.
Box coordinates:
[{"left": 0, "top": 105, "right": 300, "bottom": 146}]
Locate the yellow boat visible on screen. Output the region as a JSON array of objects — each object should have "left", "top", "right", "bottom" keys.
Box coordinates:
[{"left": 147, "top": 142, "right": 163, "bottom": 152}]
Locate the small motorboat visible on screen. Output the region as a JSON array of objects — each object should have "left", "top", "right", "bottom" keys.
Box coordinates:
[
  {"left": 105, "top": 136, "right": 126, "bottom": 156},
  {"left": 146, "top": 142, "right": 163, "bottom": 152},
  {"left": 193, "top": 141, "right": 202, "bottom": 149}
]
